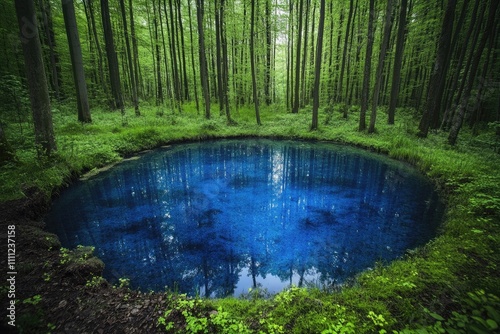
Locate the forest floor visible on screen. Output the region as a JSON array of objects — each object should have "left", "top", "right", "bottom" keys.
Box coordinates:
[{"left": 0, "top": 188, "right": 176, "bottom": 334}]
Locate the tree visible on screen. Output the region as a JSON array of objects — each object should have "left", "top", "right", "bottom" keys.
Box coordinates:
[
  {"left": 119, "top": 0, "right": 139, "bottom": 115},
  {"left": 250, "top": 0, "right": 261, "bottom": 125},
  {"left": 417, "top": 0, "right": 457, "bottom": 138},
  {"left": 101, "top": 0, "right": 124, "bottom": 112},
  {"left": 359, "top": 0, "right": 375, "bottom": 132},
  {"left": 388, "top": 0, "right": 408, "bottom": 124},
  {"left": 14, "top": 0, "right": 56, "bottom": 155},
  {"left": 311, "top": 0, "right": 325, "bottom": 131},
  {"left": 448, "top": 0, "right": 499, "bottom": 145},
  {"left": 292, "top": 0, "right": 304, "bottom": 113},
  {"left": 337, "top": 0, "right": 354, "bottom": 105},
  {"left": 368, "top": 0, "right": 394, "bottom": 133},
  {"left": 61, "top": 0, "right": 92, "bottom": 123},
  {"left": 196, "top": 0, "right": 211, "bottom": 119},
  {"left": 38, "top": 0, "right": 62, "bottom": 100}
]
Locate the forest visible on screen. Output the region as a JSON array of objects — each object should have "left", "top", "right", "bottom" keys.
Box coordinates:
[{"left": 0, "top": 0, "right": 499, "bottom": 333}]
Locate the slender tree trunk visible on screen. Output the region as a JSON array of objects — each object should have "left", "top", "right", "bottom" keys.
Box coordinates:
[
  {"left": 300, "top": 0, "right": 310, "bottom": 108},
  {"left": 85, "top": 0, "right": 107, "bottom": 97},
  {"left": 448, "top": 0, "right": 499, "bottom": 145},
  {"left": 187, "top": 0, "right": 200, "bottom": 113},
  {"left": 215, "top": 0, "right": 223, "bottom": 113},
  {"left": 417, "top": 0, "right": 457, "bottom": 137},
  {"left": 196, "top": 0, "right": 211, "bottom": 119},
  {"left": 368, "top": 0, "right": 393, "bottom": 134},
  {"left": 176, "top": 0, "right": 189, "bottom": 101},
  {"left": 62, "top": 0, "right": 92, "bottom": 123},
  {"left": 220, "top": 0, "right": 232, "bottom": 124},
  {"left": 119, "top": 0, "right": 139, "bottom": 116},
  {"left": 359, "top": 0, "right": 375, "bottom": 131},
  {"left": 292, "top": 0, "right": 304, "bottom": 113},
  {"left": 152, "top": 0, "right": 163, "bottom": 105},
  {"left": 0, "top": 123, "right": 14, "bottom": 165},
  {"left": 167, "top": 0, "right": 181, "bottom": 102},
  {"left": 101, "top": 0, "right": 124, "bottom": 113},
  {"left": 250, "top": 0, "right": 261, "bottom": 125},
  {"left": 264, "top": 0, "right": 272, "bottom": 105},
  {"left": 337, "top": 0, "right": 354, "bottom": 106},
  {"left": 15, "top": 0, "right": 56, "bottom": 155},
  {"left": 129, "top": 0, "right": 142, "bottom": 100},
  {"left": 388, "top": 0, "right": 408, "bottom": 124},
  {"left": 311, "top": 0, "right": 325, "bottom": 131},
  {"left": 38, "top": 0, "right": 62, "bottom": 100}
]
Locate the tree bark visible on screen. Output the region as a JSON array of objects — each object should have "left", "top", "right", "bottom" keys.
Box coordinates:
[
  {"left": 101, "top": 0, "right": 124, "bottom": 112},
  {"left": 250, "top": 0, "right": 261, "bottom": 125},
  {"left": 38, "top": 0, "right": 62, "bottom": 100},
  {"left": 196, "top": 0, "right": 211, "bottom": 119},
  {"left": 15, "top": 0, "right": 56, "bottom": 155},
  {"left": 62, "top": 0, "right": 92, "bottom": 123},
  {"left": 311, "top": 0, "right": 325, "bottom": 131},
  {"left": 119, "top": 0, "right": 139, "bottom": 116},
  {"left": 292, "top": 0, "right": 304, "bottom": 113},
  {"left": 368, "top": 0, "right": 393, "bottom": 133},
  {"left": 417, "top": 0, "right": 457, "bottom": 137},
  {"left": 448, "top": 0, "right": 499, "bottom": 145},
  {"left": 337, "top": 0, "right": 354, "bottom": 106},
  {"left": 359, "top": 0, "right": 375, "bottom": 132},
  {"left": 388, "top": 0, "right": 408, "bottom": 124}
]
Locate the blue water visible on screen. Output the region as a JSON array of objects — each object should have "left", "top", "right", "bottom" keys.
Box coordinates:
[{"left": 45, "top": 139, "right": 443, "bottom": 297}]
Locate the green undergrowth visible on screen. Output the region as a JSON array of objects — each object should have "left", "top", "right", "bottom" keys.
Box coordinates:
[{"left": 1, "top": 103, "right": 499, "bottom": 333}]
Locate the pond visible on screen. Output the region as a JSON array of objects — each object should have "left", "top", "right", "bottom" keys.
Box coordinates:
[{"left": 45, "top": 139, "right": 443, "bottom": 297}]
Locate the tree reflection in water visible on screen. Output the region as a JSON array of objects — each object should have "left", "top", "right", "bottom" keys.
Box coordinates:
[{"left": 45, "top": 139, "right": 443, "bottom": 297}]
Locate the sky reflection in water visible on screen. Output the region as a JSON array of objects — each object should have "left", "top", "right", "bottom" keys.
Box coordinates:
[{"left": 45, "top": 139, "right": 443, "bottom": 297}]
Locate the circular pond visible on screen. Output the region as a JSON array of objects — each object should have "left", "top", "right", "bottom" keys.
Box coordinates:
[{"left": 45, "top": 139, "right": 443, "bottom": 297}]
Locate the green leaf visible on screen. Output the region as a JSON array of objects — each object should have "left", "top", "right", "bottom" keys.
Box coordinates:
[
  {"left": 428, "top": 312, "right": 444, "bottom": 321},
  {"left": 486, "top": 319, "right": 498, "bottom": 330}
]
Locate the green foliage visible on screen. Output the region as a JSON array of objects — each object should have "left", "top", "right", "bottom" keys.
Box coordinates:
[{"left": 1, "top": 104, "right": 500, "bottom": 333}]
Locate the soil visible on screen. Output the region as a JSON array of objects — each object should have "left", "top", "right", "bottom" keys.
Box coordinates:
[{"left": 0, "top": 188, "right": 180, "bottom": 334}]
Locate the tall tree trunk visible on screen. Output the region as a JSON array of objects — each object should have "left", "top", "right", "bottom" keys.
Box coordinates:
[
  {"left": 220, "top": 0, "right": 232, "bottom": 124},
  {"left": 359, "top": 0, "right": 375, "bottom": 132},
  {"left": 448, "top": 0, "right": 499, "bottom": 145},
  {"left": 215, "top": 0, "right": 224, "bottom": 113},
  {"left": 152, "top": 0, "right": 164, "bottom": 105},
  {"left": 368, "top": 0, "right": 393, "bottom": 134},
  {"left": 119, "top": 0, "right": 139, "bottom": 116},
  {"left": 264, "top": 0, "right": 272, "bottom": 105},
  {"left": 38, "top": 0, "right": 62, "bottom": 100},
  {"left": 84, "top": 0, "right": 108, "bottom": 98},
  {"left": 337, "top": 0, "right": 354, "bottom": 106},
  {"left": 417, "top": 0, "right": 457, "bottom": 137},
  {"left": 299, "top": 0, "right": 310, "bottom": 108},
  {"left": 62, "top": 0, "right": 92, "bottom": 123},
  {"left": 311, "top": 0, "right": 325, "bottom": 131},
  {"left": 167, "top": 0, "right": 181, "bottom": 102},
  {"left": 176, "top": 0, "right": 190, "bottom": 101},
  {"left": 388, "top": 0, "right": 408, "bottom": 124},
  {"left": 292, "top": 0, "right": 304, "bottom": 113},
  {"left": 196, "top": 0, "right": 211, "bottom": 119},
  {"left": 15, "top": 0, "right": 56, "bottom": 155},
  {"left": 101, "top": 0, "right": 124, "bottom": 113},
  {"left": 129, "top": 0, "right": 142, "bottom": 100},
  {"left": 250, "top": 0, "right": 261, "bottom": 125},
  {"left": 187, "top": 0, "right": 200, "bottom": 113}
]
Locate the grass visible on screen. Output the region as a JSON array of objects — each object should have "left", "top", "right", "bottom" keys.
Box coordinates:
[{"left": 1, "top": 101, "right": 499, "bottom": 333}]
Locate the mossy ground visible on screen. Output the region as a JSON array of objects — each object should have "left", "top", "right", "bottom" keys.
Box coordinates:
[{"left": 1, "top": 102, "right": 499, "bottom": 333}]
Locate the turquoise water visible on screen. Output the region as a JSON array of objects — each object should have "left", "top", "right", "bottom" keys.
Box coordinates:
[{"left": 45, "top": 139, "right": 443, "bottom": 297}]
